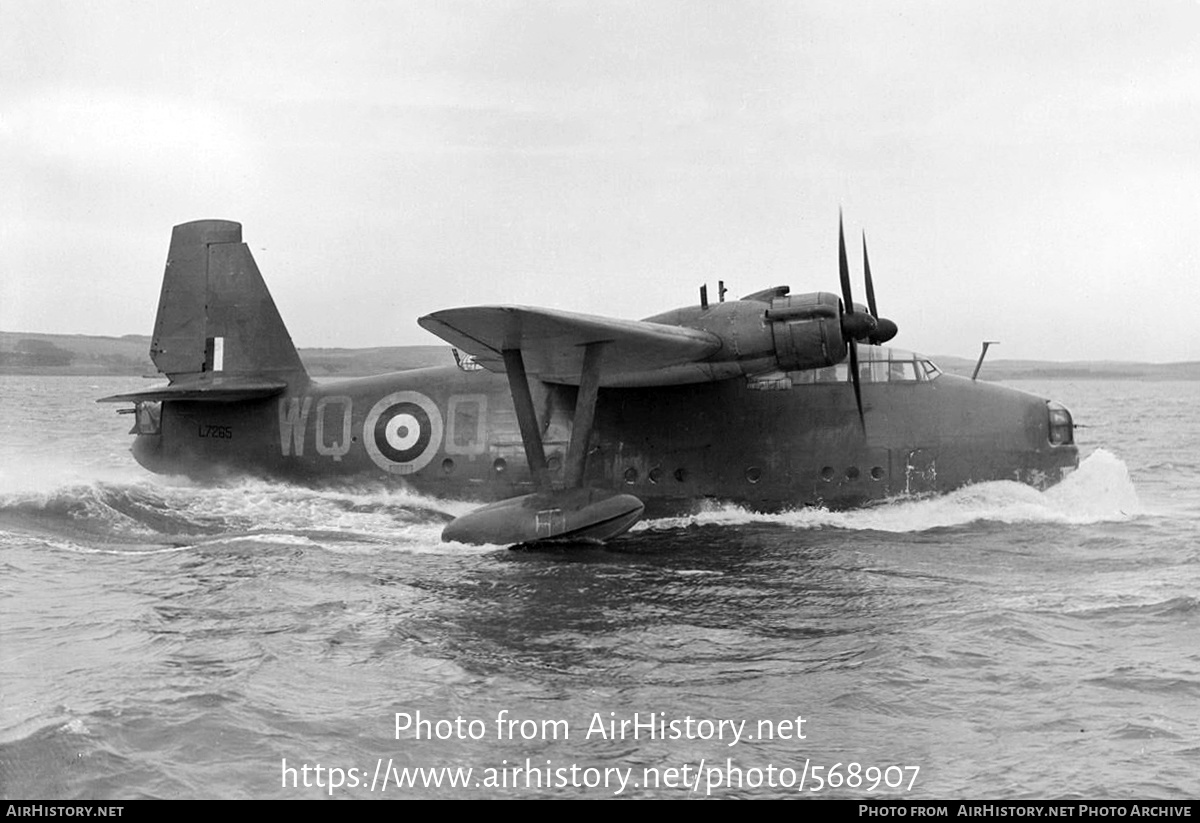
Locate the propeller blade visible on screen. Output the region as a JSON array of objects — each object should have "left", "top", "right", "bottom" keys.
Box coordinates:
[
  {"left": 862, "top": 231, "right": 878, "bottom": 318},
  {"left": 838, "top": 212, "right": 854, "bottom": 313},
  {"left": 848, "top": 338, "right": 865, "bottom": 432},
  {"left": 861, "top": 230, "right": 899, "bottom": 344}
]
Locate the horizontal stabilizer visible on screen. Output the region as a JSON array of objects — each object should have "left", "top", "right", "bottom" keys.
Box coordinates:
[
  {"left": 97, "top": 375, "right": 287, "bottom": 404},
  {"left": 418, "top": 306, "right": 720, "bottom": 386}
]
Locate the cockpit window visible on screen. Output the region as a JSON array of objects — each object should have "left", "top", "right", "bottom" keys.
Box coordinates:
[
  {"left": 889, "top": 360, "right": 919, "bottom": 381},
  {"left": 863, "top": 358, "right": 888, "bottom": 383},
  {"left": 786, "top": 346, "right": 941, "bottom": 386},
  {"left": 859, "top": 346, "right": 942, "bottom": 383}
]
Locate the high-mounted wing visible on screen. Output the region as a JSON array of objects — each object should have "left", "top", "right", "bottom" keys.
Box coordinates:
[
  {"left": 418, "top": 306, "right": 722, "bottom": 386},
  {"left": 420, "top": 306, "right": 710, "bottom": 543}
]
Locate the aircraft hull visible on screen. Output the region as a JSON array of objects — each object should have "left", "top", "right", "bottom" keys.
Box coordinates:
[{"left": 128, "top": 364, "right": 1078, "bottom": 515}]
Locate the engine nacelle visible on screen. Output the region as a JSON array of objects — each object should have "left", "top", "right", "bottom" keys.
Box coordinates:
[
  {"left": 643, "top": 290, "right": 847, "bottom": 377},
  {"left": 765, "top": 292, "right": 847, "bottom": 371}
]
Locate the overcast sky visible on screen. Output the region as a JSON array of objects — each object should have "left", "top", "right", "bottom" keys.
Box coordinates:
[{"left": 3, "top": 0, "right": 1198, "bottom": 362}]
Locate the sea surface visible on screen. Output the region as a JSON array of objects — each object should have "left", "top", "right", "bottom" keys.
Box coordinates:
[{"left": 1, "top": 375, "right": 1197, "bottom": 800}]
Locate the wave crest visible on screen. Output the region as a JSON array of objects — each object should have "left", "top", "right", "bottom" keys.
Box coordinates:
[{"left": 639, "top": 449, "right": 1140, "bottom": 534}]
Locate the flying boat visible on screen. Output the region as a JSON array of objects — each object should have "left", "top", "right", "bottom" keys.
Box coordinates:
[{"left": 100, "top": 219, "right": 1078, "bottom": 545}]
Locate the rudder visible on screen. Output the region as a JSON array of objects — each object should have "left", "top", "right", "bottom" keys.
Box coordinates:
[{"left": 150, "top": 220, "right": 306, "bottom": 379}]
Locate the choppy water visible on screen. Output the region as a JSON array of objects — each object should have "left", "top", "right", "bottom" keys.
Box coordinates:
[{"left": 1, "top": 376, "right": 1197, "bottom": 799}]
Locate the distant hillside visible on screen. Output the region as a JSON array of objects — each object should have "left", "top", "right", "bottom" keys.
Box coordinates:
[
  {"left": 1, "top": 330, "right": 1197, "bottom": 380},
  {"left": 0, "top": 332, "right": 155, "bottom": 375},
  {"left": 0, "top": 332, "right": 452, "bottom": 376},
  {"left": 933, "top": 354, "right": 1200, "bottom": 381}
]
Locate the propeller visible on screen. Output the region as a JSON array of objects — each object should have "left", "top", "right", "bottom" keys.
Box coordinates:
[
  {"left": 838, "top": 214, "right": 869, "bottom": 431},
  {"left": 838, "top": 214, "right": 877, "bottom": 343},
  {"left": 837, "top": 213, "right": 902, "bottom": 431}
]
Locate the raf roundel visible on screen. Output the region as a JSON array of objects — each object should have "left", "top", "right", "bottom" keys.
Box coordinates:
[{"left": 363, "top": 391, "right": 444, "bottom": 475}]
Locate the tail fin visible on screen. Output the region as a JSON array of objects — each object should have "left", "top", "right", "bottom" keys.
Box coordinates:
[{"left": 150, "top": 220, "right": 307, "bottom": 379}]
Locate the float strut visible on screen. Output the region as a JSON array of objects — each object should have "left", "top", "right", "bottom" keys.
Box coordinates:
[
  {"left": 564, "top": 342, "right": 606, "bottom": 488},
  {"left": 502, "top": 348, "right": 549, "bottom": 489}
]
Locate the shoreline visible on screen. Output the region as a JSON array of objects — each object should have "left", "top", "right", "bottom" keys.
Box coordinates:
[{"left": 3, "top": 330, "right": 1197, "bottom": 381}]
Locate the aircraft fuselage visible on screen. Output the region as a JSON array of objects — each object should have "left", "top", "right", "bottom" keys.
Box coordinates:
[{"left": 131, "top": 357, "right": 1077, "bottom": 516}]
